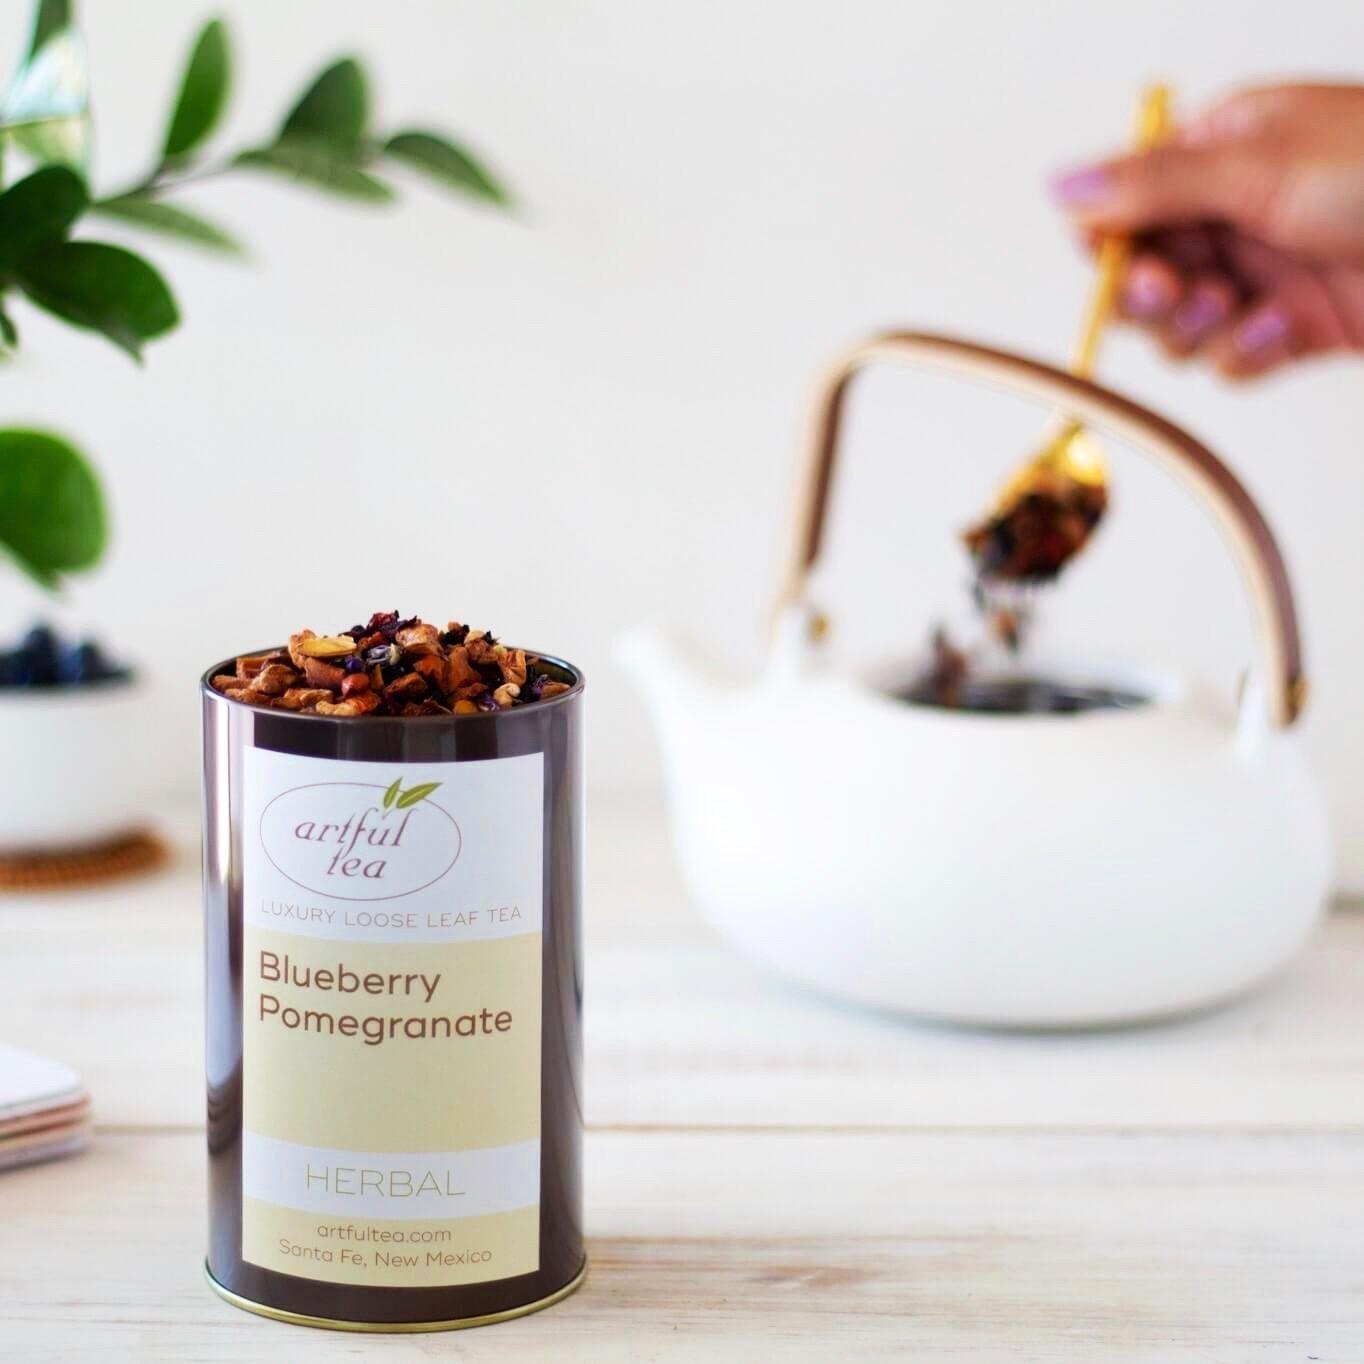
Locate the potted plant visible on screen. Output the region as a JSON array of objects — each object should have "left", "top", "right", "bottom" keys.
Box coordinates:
[{"left": 0, "top": 0, "right": 509, "bottom": 854}]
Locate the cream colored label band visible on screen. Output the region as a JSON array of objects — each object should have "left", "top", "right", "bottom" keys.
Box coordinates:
[
  {"left": 243, "top": 1134, "right": 540, "bottom": 1219},
  {"left": 242, "top": 1201, "right": 540, "bottom": 1289},
  {"left": 240, "top": 748, "right": 544, "bottom": 1289}
]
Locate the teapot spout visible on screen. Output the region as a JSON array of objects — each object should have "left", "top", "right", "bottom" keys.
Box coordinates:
[
  {"left": 615, "top": 626, "right": 719, "bottom": 720},
  {"left": 617, "top": 607, "right": 815, "bottom": 729},
  {"left": 617, "top": 624, "right": 744, "bottom": 792}
]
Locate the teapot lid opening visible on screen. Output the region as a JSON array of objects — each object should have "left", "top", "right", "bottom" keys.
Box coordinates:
[{"left": 867, "top": 655, "right": 1182, "bottom": 719}]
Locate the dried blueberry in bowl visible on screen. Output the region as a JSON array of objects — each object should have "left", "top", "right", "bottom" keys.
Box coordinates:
[{"left": 0, "top": 623, "right": 133, "bottom": 690}]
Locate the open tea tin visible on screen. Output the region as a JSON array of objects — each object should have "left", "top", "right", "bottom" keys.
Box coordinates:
[{"left": 201, "top": 651, "right": 585, "bottom": 1331}]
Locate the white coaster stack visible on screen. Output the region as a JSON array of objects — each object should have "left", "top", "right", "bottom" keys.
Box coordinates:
[{"left": 0, "top": 1043, "right": 91, "bottom": 1172}]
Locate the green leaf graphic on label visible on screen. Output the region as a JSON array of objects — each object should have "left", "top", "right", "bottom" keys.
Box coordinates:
[
  {"left": 382, "top": 777, "right": 402, "bottom": 810},
  {"left": 396, "top": 781, "right": 441, "bottom": 809}
]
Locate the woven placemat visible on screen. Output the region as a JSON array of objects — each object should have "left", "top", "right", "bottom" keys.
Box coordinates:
[{"left": 0, "top": 830, "right": 168, "bottom": 891}]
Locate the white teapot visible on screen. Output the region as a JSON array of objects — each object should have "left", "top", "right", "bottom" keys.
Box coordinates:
[{"left": 623, "top": 331, "right": 1331, "bottom": 1027}]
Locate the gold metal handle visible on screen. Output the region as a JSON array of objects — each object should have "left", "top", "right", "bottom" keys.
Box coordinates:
[
  {"left": 772, "top": 331, "right": 1307, "bottom": 729},
  {"left": 1070, "top": 84, "right": 1172, "bottom": 380}
]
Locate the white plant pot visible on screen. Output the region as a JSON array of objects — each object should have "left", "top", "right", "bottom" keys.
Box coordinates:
[{"left": 0, "top": 676, "right": 154, "bottom": 853}]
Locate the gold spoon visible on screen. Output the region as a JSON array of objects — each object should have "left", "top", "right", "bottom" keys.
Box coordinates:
[{"left": 965, "top": 84, "right": 1173, "bottom": 585}]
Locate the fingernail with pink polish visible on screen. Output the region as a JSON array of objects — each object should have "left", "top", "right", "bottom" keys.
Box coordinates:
[
  {"left": 1236, "top": 307, "right": 1291, "bottom": 353},
  {"left": 1124, "top": 272, "right": 1170, "bottom": 319},
  {"left": 1050, "top": 165, "right": 1109, "bottom": 206},
  {"left": 1174, "top": 288, "right": 1226, "bottom": 338}
]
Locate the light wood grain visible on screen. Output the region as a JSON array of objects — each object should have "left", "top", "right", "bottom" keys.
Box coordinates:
[
  {"left": 2, "top": 807, "right": 1362, "bottom": 1360},
  {"left": 2, "top": 1128, "right": 1361, "bottom": 1362}
]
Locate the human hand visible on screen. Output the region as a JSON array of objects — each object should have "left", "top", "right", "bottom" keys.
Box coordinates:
[{"left": 1051, "top": 83, "right": 1364, "bottom": 378}]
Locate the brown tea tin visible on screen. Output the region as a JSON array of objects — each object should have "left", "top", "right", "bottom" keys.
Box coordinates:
[{"left": 201, "top": 651, "right": 585, "bottom": 1331}]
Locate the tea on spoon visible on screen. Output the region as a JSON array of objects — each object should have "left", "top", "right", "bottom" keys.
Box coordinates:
[
  {"left": 912, "top": 86, "right": 1173, "bottom": 708},
  {"left": 964, "top": 84, "right": 1172, "bottom": 598}
]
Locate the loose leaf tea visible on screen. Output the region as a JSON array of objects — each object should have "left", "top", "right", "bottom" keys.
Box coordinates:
[
  {"left": 211, "top": 610, "right": 572, "bottom": 716},
  {"left": 962, "top": 470, "right": 1108, "bottom": 585},
  {"left": 907, "top": 459, "right": 1111, "bottom": 711}
]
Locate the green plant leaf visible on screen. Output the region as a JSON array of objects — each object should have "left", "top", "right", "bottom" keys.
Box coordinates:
[
  {"left": 382, "top": 778, "right": 401, "bottom": 810},
  {"left": 92, "top": 193, "right": 242, "bottom": 254},
  {"left": 395, "top": 782, "right": 440, "bottom": 809},
  {"left": 384, "top": 131, "right": 508, "bottom": 206},
  {"left": 0, "top": 428, "right": 105, "bottom": 588},
  {"left": 15, "top": 241, "right": 179, "bottom": 360},
  {"left": 26, "top": 1, "right": 71, "bottom": 62},
  {"left": 280, "top": 57, "right": 368, "bottom": 148},
  {"left": 1, "top": 26, "right": 90, "bottom": 170},
  {"left": 0, "top": 307, "right": 18, "bottom": 348},
  {"left": 235, "top": 142, "right": 392, "bottom": 201},
  {"left": 0, "top": 164, "right": 86, "bottom": 268},
  {"left": 162, "top": 18, "right": 230, "bottom": 163}
]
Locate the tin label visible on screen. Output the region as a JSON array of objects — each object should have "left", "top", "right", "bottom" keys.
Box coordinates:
[{"left": 240, "top": 747, "right": 544, "bottom": 1288}]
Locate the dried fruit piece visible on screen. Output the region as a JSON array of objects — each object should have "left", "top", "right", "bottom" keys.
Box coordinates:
[
  {"left": 287, "top": 630, "right": 317, "bottom": 669},
  {"left": 496, "top": 646, "right": 528, "bottom": 688},
  {"left": 225, "top": 687, "right": 275, "bottom": 707},
  {"left": 249, "top": 663, "right": 299, "bottom": 696},
  {"left": 278, "top": 687, "right": 334, "bottom": 710},
  {"left": 302, "top": 656, "right": 346, "bottom": 690},
  {"left": 446, "top": 646, "right": 479, "bottom": 690},
  {"left": 295, "top": 634, "right": 359, "bottom": 659},
  {"left": 401, "top": 698, "right": 450, "bottom": 716},
  {"left": 412, "top": 654, "right": 449, "bottom": 690},
  {"left": 395, "top": 623, "right": 441, "bottom": 650},
  {"left": 384, "top": 672, "right": 427, "bottom": 705},
  {"left": 316, "top": 692, "right": 381, "bottom": 717},
  {"left": 219, "top": 613, "right": 572, "bottom": 717},
  {"left": 236, "top": 650, "right": 289, "bottom": 681}
]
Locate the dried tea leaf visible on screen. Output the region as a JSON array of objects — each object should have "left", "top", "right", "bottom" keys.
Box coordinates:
[{"left": 225, "top": 613, "right": 571, "bottom": 717}]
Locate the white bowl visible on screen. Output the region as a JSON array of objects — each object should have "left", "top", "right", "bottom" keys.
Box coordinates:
[{"left": 0, "top": 676, "right": 154, "bottom": 853}]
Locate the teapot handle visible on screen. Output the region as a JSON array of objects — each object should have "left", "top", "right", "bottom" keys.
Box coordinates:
[{"left": 772, "top": 330, "right": 1307, "bottom": 728}]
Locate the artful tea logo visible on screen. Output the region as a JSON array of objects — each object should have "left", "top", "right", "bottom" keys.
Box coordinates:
[{"left": 259, "top": 778, "right": 461, "bottom": 901}]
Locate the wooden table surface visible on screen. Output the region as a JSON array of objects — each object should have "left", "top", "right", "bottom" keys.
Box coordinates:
[{"left": 2, "top": 805, "right": 1362, "bottom": 1362}]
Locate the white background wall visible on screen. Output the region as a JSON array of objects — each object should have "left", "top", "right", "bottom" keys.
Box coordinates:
[{"left": 4, "top": 2, "right": 1363, "bottom": 882}]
